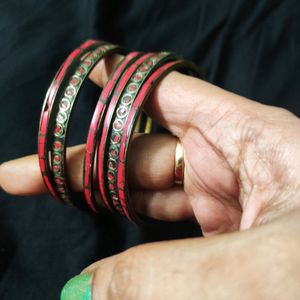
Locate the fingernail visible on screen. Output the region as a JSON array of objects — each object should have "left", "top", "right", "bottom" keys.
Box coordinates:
[{"left": 61, "top": 273, "right": 93, "bottom": 300}]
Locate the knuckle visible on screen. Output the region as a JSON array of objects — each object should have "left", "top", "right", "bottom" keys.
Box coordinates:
[{"left": 107, "top": 247, "right": 144, "bottom": 300}]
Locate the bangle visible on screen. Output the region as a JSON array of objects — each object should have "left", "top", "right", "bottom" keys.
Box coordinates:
[
  {"left": 38, "top": 39, "right": 199, "bottom": 224},
  {"left": 97, "top": 53, "right": 156, "bottom": 212},
  {"left": 103, "top": 52, "right": 180, "bottom": 218},
  {"left": 83, "top": 51, "right": 142, "bottom": 212},
  {"left": 110, "top": 59, "right": 199, "bottom": 223},
  {"left": 38, "top": 40, "right": 102, "bottom": 202},
  {"left": 49, "top": 43, "right": 123, "bottom": 208}
]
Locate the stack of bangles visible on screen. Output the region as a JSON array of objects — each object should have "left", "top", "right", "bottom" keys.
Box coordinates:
[{"left": 38, "top": 39, "right": 199, "bottom": 225}]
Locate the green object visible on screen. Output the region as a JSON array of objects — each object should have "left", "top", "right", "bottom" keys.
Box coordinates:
[{"left": 60, "top": 273, "right": 92, "bottom": 300}]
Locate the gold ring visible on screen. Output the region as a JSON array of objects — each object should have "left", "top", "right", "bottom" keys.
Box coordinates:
[{"left": 174, "top": 140, "right": 185, "bottom": 186}]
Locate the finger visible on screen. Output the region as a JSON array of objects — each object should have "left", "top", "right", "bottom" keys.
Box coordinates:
[
  {"left": 0, "top": 145, "right": 84, "bottom": 196},
  {"left": 61, "top": 212, "right": 300, "bottom": 300},
  {"left": 0, "top": 134, "right": 177, "bottom": 196},
  {"left": 89, "top": 54, "right": 252, "bottom": 138},
  {"left": 0, "top": 155, "right": 46, "bottom": 196},
  {"left": 131, "top": 187, "right": 193, "bottom": 222},
  {"left": 89, "top": 56, "right": 204, "bottom": 137},
  {"left": 63, "top": 238, "right": 213, "bottom": 300},
  {"left": 128, "top": 133, "right": 176, "bottom": 189},
  {"left": 190, "top": 194, "right": 241, "bottom": 236},
  {"left": 89, "top": 54, "right": 122, "bottom": 88}
]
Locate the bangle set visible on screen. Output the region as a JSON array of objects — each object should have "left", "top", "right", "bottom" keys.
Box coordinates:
[{"left": 38, "top": 40, "right": 199, "bottom": 224}]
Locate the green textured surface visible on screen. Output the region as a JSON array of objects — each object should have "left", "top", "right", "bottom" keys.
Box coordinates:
[{"left": 60, "top": 273, "right": 92, "bottom": 300}]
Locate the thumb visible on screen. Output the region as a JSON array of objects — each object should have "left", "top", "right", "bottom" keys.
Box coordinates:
[
  {"left": 60, "top": 238, "right": 205, "bottom": 300},
  {"left": 60, "top": 235, "right": 237, "bottom": 300},
  {"left": 59, "top": 211, "right": 300, "bottom": 300}
]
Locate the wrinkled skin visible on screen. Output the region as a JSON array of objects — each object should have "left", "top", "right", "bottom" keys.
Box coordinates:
[{"left": 1, "top": 56, "right": 300, "bottom": 299}]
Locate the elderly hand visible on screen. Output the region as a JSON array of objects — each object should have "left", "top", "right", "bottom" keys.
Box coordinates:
[
  {"left": 1, "top": 56, "right": 300, "bottom": 299},
  {"left": 1, "top": 56, "right": 300, "bottom": 235}
]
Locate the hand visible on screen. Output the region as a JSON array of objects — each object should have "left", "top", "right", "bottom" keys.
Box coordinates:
[
  {"left": 60, "top": 209, "right": 300, "bottom": 300},
  {"left": 2, "top": 56, "right": 300, "bottom": 299},
  {"left": 1, "top": 57, "right": 300, "bottom": 235}
]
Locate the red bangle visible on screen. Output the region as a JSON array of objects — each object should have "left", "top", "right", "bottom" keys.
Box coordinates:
[
  {"left": 38, "top": 40, "right": 101, "bottom": 203},
  {"left": 49, "top": 43, "right": 123, "bottom": 208},
  {"left": 103, "top": 52, "right": 180, "bottom": 218},
  {"left": 38, "top": 39, "right": 199, "bottom": 223},
  {"left": 111, "top": 59, "right": 199, "bottom": 223},
  {"left": 83, "top": 51, "right": 142, "bottom": 212},
  {"left": 97, "top": 53, "right": 156, "bottom": 212}
]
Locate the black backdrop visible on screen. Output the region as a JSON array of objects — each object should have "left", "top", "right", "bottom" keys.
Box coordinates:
[{"left": 0, "top": 1, "right": 299, "bottom": 299}]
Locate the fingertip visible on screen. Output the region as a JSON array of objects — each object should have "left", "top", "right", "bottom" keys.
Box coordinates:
[
  {"left": 0, "top": 145, "right": 88, "bottom": 197},
  {"left": 0, "top": 160, "right": 21, "bottom": 195},
  {"left": 60, "top": 273, "right": 93, "bottom": 300},
  {"left": 0, "top": 156, "right": 46, "bottom": 196},
  {"left": 0, "top": 162, "right": 8, "bottom": 193}
]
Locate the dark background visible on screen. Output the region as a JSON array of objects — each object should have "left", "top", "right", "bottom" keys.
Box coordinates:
[{"left": 0, "top": 1, "right": 299, "bottom": 299}]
